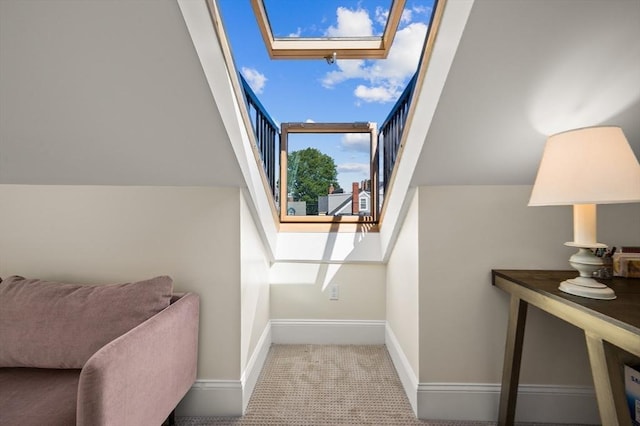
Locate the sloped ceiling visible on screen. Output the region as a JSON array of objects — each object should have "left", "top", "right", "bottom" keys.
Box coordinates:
[
  {"left": 1, "top": 0, "right": 637, "bottom": 189},
  {"left": 412, "top": 0, "right": 640, "bottom": 186},
  {"left": 0, "top": 0, "right": 242, "bottom": 185}
]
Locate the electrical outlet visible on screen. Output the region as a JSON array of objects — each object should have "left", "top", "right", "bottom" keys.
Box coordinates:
[{"left": 329, "top": 284, "right": 339, "bottom": 300}]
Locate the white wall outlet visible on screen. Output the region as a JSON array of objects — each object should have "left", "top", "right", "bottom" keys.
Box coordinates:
[{"left": 329, "top": 284, "right": 339, "bottom": 300}]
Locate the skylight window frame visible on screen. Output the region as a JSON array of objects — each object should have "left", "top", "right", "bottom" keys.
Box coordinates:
[
  {"left": 207, "top": 0, "right": 447, "bottom": 231},
  {"left": 280, "top": 122, "right": 378, "bottom": 223},
  {"left": 250, "top": 0, "right": 407, "bottom": 60}
]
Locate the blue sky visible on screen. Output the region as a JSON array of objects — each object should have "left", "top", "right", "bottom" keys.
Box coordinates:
[{"left": 218, "top": 0, "right": 434, "bottom": 190}]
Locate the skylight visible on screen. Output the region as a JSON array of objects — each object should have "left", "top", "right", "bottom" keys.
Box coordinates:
[
  {"left": 261, "top": 0, "right": 395, "bottom": 38},
  {"left": 216, "top": 0, "right": 436, "bottom": 126},
  {"left": 213, "top": 0, "right": 440, "bottom": 224},
  {"left": 251, "top": 0, "right": 406, "bottom": 60}
]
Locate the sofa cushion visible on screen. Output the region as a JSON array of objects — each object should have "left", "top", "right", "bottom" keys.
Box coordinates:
[
  {"left": 0, "top": 367, "right": 81, "bottom": 426},
  {"left": 0, "top": 275, "right": 173, "bottom": 368}
]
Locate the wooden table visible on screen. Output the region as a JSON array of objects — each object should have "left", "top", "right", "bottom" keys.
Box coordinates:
[{"left": 492, "top": 270, "right": 640, "bottom": 426}]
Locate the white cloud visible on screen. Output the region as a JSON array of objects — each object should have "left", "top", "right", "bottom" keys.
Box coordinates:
[
  {"left": 321, "top": 59, "right": 367, "bottom": 87},
  {"left": 305, "top": 118, "right": 315, "bottom": 123},
  {"left": 321, "top": 21, "right": 428, "bottom": 103},
  {"left": 337, "top": 162, "right": 370, "bottom": 174},
  {"left": 325, "top": 7, "right": 373, "bottom": 37},
  {"left": 375, "top": 6, "right": 412, "bottom": 28},
  {"left": 375, "top": 7, "right": 389, "bottom": 26},
  {"left": 241, "top": 67, "right": 267, "bottom": 94},
  {"left": 288, "top": 27, "right": 302, "bottom": 37},
  {"left": 367, "top": 22, "right": 427, "bottom": 83},
  {"left": 340, "top": 133, "right": 370, "bottom": 152},
  {"left": 412, "top": 5, "right": 432, "bottom": 15},
  {"left": 401, "top": 10, "right": 413, "bottom": 24},
  {"left": 354, "top": 84, "right": 401, "bottom": 104}
]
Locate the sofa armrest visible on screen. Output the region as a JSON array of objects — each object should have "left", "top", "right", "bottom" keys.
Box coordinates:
[{"left": 77, "top": 292, "right": 199, "bottom": 426}]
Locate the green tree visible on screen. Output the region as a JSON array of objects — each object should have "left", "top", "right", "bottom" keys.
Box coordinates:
[{"left": 288, "top": 148, "right": 340, "bottom": 214}]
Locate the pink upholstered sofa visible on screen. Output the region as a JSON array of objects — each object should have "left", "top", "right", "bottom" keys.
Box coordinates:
[{"left": 0, "top": 275, "right": 199, "bottom": 426}]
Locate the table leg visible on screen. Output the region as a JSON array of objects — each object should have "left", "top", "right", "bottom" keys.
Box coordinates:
[
  {"left": 498, "top": 296, "right": 528, "bottom": 426},
  {"left": 585, "top": 332, "right": 630, "bottom": 426}
]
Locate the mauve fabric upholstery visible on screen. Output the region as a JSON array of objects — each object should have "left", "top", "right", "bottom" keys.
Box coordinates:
[
  {"left": 0, "top": 368, "right": 80, "bottom": 426},
  {"left": 0, "top": 291, "right": 199, "bottom": 426},
  {"left": 0, "top": 275, "right": 173, "bottom": 368},
  {"left": 77, "top": 293, "right": 200, "bottom": 426}
]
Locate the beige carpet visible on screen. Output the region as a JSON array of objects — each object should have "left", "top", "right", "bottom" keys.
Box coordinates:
[{"left": 176, "top": 344, "right": 586, "bottom": 426}]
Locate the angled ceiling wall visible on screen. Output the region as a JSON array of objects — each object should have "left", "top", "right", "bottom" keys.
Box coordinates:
[
  {"left": 412, "top": 0, "right": 640, "bottom": 186},
  {"left": 0, "top": 0, "right": 242, "bottom": 186},
  {"left": 2, "top": 0, "right": 637, "bottom": 192}
]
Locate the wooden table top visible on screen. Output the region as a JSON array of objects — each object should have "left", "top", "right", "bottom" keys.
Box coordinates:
[{"left": 492, "top": 269, "right": 640, "bottom": 336}]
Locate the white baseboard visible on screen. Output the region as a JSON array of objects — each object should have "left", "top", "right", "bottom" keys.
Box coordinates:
[
  {"left": 417, "top": 382, "right": 599, "bottom": 424},
  {"left": 241, "top": 323, "right": 272, "bottom": 413},
  {"left": 176, "top": 380, "right": 242, "bottom": 417},
  {"left": 514, "top": 384, "right": 599, "bottom": 423},
  {"left": 178, "top": 323, "right": 272, "bottom": 417},
  {"left": 385, "top": 323, "right": 418, "bottom": 415},
  {"left": 383, "top": 324, "right": 599, "bottom": 424},
  {"left": 271, "top": 319, "right": 386, "bottom": 344}
]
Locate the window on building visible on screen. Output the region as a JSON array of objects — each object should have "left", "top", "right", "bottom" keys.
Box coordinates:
[{"left": 360, "top": 196, "right": 369, "bottom": 212}]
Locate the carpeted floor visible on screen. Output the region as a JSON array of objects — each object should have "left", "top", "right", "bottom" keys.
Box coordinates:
[{"left": 176, "top": 344, "right": 587, "bottom": 426}]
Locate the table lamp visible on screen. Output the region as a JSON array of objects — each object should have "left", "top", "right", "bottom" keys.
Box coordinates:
[{"left": 529, "top": 126, "right": 640, "bottom": 300}]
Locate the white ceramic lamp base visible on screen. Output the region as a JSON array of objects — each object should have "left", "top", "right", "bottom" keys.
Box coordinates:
[{"left": 561, "top": 245, "right": 616, "bottom": 300}]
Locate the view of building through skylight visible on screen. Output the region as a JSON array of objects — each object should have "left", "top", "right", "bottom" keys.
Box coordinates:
[{"left": 217, "top": 0, "right": 435, "bottom": 212}]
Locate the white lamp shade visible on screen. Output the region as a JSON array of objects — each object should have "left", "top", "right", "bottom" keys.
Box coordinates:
[{"left": 529, "top": 126, "right": 640, "bottom": 206}]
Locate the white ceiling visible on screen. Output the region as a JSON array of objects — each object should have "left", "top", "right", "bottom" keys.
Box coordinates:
[
  {"left": 0, "top": 0, "right": 242, "bottom": 186},
  {"left": 1, "top": 0, "right": 638, "bottom": 190},
  {"left": 412, "top": 0, "right": 640, "bottom": 186}
]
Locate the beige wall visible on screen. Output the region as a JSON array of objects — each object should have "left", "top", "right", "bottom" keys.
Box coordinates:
[
  {"left": 0, "top": 185, "right": 242, "bottom": 380},
  {"left": 240, "top": 191, "right": 270, "bottom": 372},
  {"left": 417, "top": 185, "right": 640, "bottom": 385},
  {"left": 386, "top": 189, "right": 420, "bottom": 379},
  {"left": 270, "top": 262, "right": 386, "bottom": 320},
  {"left": 4, "top": 183, "right": 637, "bottom": 391}
]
